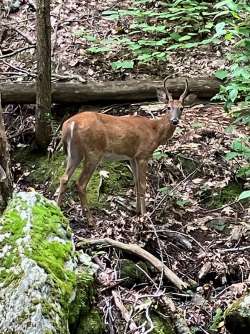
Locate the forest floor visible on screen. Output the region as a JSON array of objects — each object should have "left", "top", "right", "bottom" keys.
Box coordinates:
[{"left": 1, "top": 1, "right": 250, "bottom": 334}]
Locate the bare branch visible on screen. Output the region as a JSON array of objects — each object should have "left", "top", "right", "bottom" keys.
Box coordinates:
[
  {"left": 77, "top": 237, "right": 188, "bottom": 290},
  {"left": 0, "top": 46, "right": 35, "bottom": 59}
]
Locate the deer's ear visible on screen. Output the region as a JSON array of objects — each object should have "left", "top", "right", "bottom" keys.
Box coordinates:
[{"left": 157, "top": 89, "right": 166, "bottom": 103}]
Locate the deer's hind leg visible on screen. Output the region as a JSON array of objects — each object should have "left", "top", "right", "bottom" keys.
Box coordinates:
[
  {"left": 56, "top": 145, "right": 82, "bottom": 206},
  {"left": 76, "top": 154, "right": 102, "bottom": 224}
]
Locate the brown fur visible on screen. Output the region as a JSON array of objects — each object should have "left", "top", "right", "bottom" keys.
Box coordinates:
[{"left": 56, "top": 79, "right": 189, "bottom": 223}]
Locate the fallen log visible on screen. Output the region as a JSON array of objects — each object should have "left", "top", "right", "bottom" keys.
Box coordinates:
[{"left": 1, "top": 77, "right": 221, "bottom": 104}]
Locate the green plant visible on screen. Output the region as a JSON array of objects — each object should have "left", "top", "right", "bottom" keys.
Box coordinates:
[
  {"left": 76, "top": 1, "right": 226, "bottom": 69},
  {"left": 213, "top": 1, "right": 250, "bottom": 114},
  {"left": 225, "top": 137, "right": 250, "bottom": 179}
]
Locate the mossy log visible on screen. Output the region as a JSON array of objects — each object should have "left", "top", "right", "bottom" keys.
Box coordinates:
[
  {"left": 0, "top": 191, "right": 103, "bottom": 334},
  {"left": 1, "top": 77, "right": 220, "bottom": 104},
  {"left": 224, "top": 292, "right": 250, "bottom": 334}
]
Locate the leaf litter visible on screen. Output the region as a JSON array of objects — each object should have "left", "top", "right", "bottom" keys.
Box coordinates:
[{"left": 1, "top": 1, "right": 250, "bottom": 333}]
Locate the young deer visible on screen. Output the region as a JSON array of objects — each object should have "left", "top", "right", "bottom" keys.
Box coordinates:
[{"left": 56, "top": 78, "right": 189, "bottom": 222}]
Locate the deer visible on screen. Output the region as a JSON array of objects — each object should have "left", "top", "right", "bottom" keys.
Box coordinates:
[{"left": 56, "top": 77, "right": 189, "bottom": 223}]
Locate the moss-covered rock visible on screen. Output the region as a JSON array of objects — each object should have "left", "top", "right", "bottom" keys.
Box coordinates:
[
  {"left": 0, "top": 191, "right": 103, "bottom": 334},
  {"left": 152, "top": 314, "right": 175, "bottom": 334},
  {"left": 76, "top": 309, "right": 104, "bottom": 334},
  {"left": 119, "top": 259, "right": 150, "bottom": 288},
  {"left": 224, "top": 292, "right": 250, "bottom": 334}
]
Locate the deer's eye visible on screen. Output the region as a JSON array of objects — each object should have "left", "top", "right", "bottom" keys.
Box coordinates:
[{"left": 180, "top": 107, "right": 184, "bottom": 112}]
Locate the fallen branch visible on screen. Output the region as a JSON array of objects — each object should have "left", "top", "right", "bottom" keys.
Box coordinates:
[
  {"left": 0, "top": 46, "right": 35, "bottom": 59},
  {"left": 77, "top": 237, "right": 188, "bottom": 290},
  {"left": 112, "top": 290, "right": 139, "bottom": 334}
]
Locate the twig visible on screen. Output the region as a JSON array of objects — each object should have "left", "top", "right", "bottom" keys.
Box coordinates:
[
  {"left": 112, "top": 290, "right": 139, "bottom": 333},
  {"left": 200, "top": 200, "right": 238, "bottom": 213},
  {"left": 135, "top": 263, "right": 158, "bottom": 289},
  {"left": 1, "top": 24, "right": 35, "bottom": 45},
  {"left": 0, "top": 46, "right": 35, "bottom": 59},
  {"left": 150, "top": 163, "right": 202, "bottom": 216},
  {"left": 0, "top": 72, "right": 29, "bottom": 76},
  {"left": 77, "top": 237, "right": 188, "bottom": 290},
  {"left": 219, "top": 245, "right": 250, "bottom": 253},
  {"left": 146, "top": 215, "right": 164, "bottom": 293},
  {"left": 155, "top": 228, "right": 206, "bottom": 252},
  {"left": 144, "top": 306, "right": 154, "bottom": 334},
  {"left": 1, "top": 60, "right": 36, "bottom": 78},
  {"left": 52, "top": 73, "right": 86, "bottom": 83},
  {"left": 1, "top": 61, "right": 86, "bottom": 82}
]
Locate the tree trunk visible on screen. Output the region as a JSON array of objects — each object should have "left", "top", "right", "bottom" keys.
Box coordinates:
[
  {"left": 1, "top": 77, "right": 221, "bottom": 105},
  {"left": 0, "top": 94, "right": 12, "bottom": 212},
  {"left": 35, "top": 0, "right": 52, "bottom": 149}
]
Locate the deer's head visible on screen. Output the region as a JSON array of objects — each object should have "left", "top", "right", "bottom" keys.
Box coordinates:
[{"left": 157, "top": 78, "right": 189, "bottom": 126}]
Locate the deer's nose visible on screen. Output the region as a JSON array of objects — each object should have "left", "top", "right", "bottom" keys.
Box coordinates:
[{"left": 171, "top": 118, "right": 179, "bottom": 126}]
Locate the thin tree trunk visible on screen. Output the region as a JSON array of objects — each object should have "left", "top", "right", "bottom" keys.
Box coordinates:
[
  {"left": 35, "top": 0, "right": 52, "bottom": 149},
  {"left": 0, "top": 94, "right": 12, "bottom": 212}
]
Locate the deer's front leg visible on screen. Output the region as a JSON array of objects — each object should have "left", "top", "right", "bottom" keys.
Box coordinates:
[
  {"left": 130, "top": 159, "right": 141, "bottom": 214},
  {"left": 136, "top": 158, "right": 148, "bottom": 216}
]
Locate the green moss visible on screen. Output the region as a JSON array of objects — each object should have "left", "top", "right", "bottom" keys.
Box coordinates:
[
  {"left": 152, "top": 314, "right": 175, "bottom": 334},
  {"left": 209, "top": 308, "right": 223, "bottom": 332},
  {"left": 69, "top": 269, "right": 94, "bottom": 329},
  {"left": 0, "top": 198, "right": 29, "bottom": 286},
  {"left": 76, "top": 309, "right": 104, "bottom": 334},
  {"left": 119, "top": 259, "right": 149, "bottom": 288},
  {"left": 28, "top": 199, "right": 76, "bottom": 306},
  {"left": 177, "top": 154, "right": 199, "bottom": 175},
  {"left": 14, "top": 148, "right": 132, "bottom": 209},
  {"left": 0, "top": 192, "right": 102, "bottom": 333},
  {"left": 200, "top": 182, "right": 243, "bottom": 209}
]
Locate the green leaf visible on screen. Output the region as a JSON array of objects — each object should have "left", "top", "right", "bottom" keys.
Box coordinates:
[
  {"left": 137, "top": 54, "right": 152, "bottom": 62},
  {"left": 178, "top": 35, "right": 192, "bottom": 42},
  {"left": 176, "top": 199, "right": 190, "bottom": 207},
  {"left": 214, "top": 70, "right": 229, "bottom": 80},
  {"left": 169, "top": 32, "right": 181, "bottom": 41},
  {"left": 111, "top": 60, "right": 134, "bottom": 69},
  {"left": 153, "top": 150, "right": 168, "bottom": 160},
  {"left": 238, "top": 190, "right": 250, "bottom": 201},
  {"left": 191, "top": 122, "right": 204, "bottom": 129},
  {"left": 225, "top": 151, "right": 239, "bottom": 160},
  {"left": 215, "top": 22, "right": 226, "bottom": 35},
  {"left": 228, "top": 88, "right": 238, "bottom": 102},
  {"left": 87, "top": 46, "right": 110, "bottom": 53},
  {"left": 158, "top": 186, "right": 170, "bottom": 193}
]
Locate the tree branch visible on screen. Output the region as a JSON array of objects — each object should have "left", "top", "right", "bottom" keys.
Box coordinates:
[{"left": 77, "top": 237, "right": 188, "bottom": 290}]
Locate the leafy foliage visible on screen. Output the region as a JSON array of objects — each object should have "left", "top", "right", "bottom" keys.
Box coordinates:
[
  {"left": 76, "top": 1, "right": 225, "bottom": 69},
  {"left": 213, "top": 1, "right": 250, "bottom": 115},
  {"left": 225, "top": 137, "right": 250, "bottom": 180}
]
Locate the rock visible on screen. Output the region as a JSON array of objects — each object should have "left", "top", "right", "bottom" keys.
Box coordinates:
[
  {"left": 224, "top": 293, "right": 250, "bottom": 334},
  {"left": 119, "top": 259, "right": 150, "bottom": 288},
  {"left": 0, "top": 191, "right": 103, "bottom": 334}
]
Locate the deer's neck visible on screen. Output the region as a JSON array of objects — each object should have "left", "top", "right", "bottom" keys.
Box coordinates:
[{"left": 153, "top": 116, "right": 177, "bottom": 145}]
